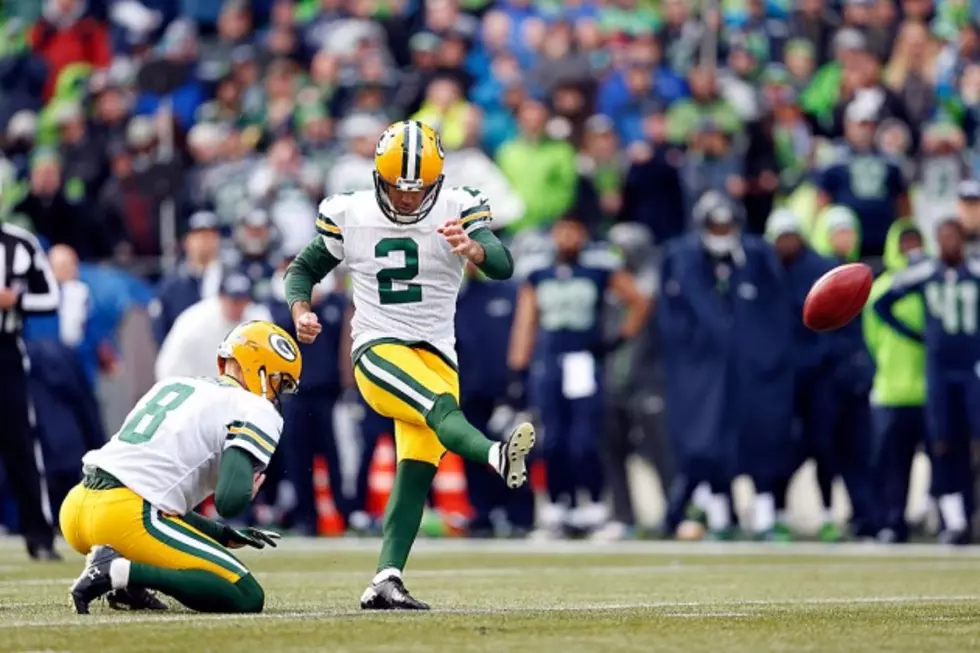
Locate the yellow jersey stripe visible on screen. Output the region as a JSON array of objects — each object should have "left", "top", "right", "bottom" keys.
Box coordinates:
[
  {"left": 228, "top": 421, "right": 277, "bottom": 446},
  {"left": 315, "top": 219, "right": 342, "bottom": 235},
  {"left": 460, "top": 211, "right": 491, "bottom": 225},
  {"left": 230, "top": 429, "right": 276, "bottom": 454}
]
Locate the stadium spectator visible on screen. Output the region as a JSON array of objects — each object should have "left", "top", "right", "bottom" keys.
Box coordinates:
[
  {"left": 325, "top": 113, "right": 386, "bottom": 195},
  {"left": 816, "top": 95, "right": 908, "bottom": 257},
  {"left": 149, "top": 210, "right": 223, "bottom": 344},
  {"left": 154, "top": 270, "right": 271, "bottom": 380},
  {"left": 441, "top": 107, "right": 525, "bottom": 229},
  {"left": 13, "top": 150, "right": 97, "bottom": 259},
  {"left": 496, "top": 97, "right": 577, "bottom": 233},
  {"left": 29, "top": 0, "right": 112, "bottom": 101},
  {"left": 666, "top": 66, "right": 741, "bottom": 145}
]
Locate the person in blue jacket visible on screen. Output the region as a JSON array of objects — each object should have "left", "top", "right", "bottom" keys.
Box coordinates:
[
  {"left": 658, "top": 191, "right": 794, "bottom": 539},
  {"left": 874, "top": 217, "right": 980, "bottom": 544},
  {"left": 226, "top": 208, "right": 279, "bottom": 304},
  {"left": 765, "top": 209, "right": 836, "bottom": 541},
  {"left": 26, "top": 339, "right": 105, "bottom": 517},
  {"left": 821, "top": 211, "right": 877, "bottom": 540},
  {"left": 456, "top": 262, "right": 533, "bottom": 537},
  {"left": 268, "top": 258, "right": 347, "bottom": 535},
  {"left": 150, "top": 210, "right": 223, "bottom": 344},
  {"left": 507, "top": 213, "right": 650, "bottom": 536}
]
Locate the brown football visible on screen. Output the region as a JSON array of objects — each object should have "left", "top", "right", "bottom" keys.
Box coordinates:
[{"left": 802, "top": 262, "right": 874, "bottom": 332}]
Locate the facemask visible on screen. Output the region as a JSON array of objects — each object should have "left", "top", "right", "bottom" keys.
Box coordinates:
[{"left": 702, "top": 233, "right": 738, "bottom": 256}]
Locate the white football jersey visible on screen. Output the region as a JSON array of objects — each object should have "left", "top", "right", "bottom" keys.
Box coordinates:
[
  {"left": 315, "top": 186, "right": 493, "bottom": 364},
  {"left": 83, "top": 377, "right": 283, "bottom": 515}
]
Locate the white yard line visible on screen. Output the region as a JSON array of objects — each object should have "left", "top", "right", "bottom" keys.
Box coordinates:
[
  {"left": 0, "top": 595, "right": 978, "bottom": 628},
  {"left": 4, "top": 559, "right": 980, "bottom": 588},
  {"left": 3, "top": 536, "right": 980, "bottom": 558}
]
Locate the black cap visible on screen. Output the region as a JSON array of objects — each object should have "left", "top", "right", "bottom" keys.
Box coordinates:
[
  {"left": 959, "top": 180, "right": 980, "bottom": 201},
  {"left": 188, "top": 211, "right": 220, "bottom": 231},
  {"left": 220, "top": 271, "right": 253, "bottom": 299}
]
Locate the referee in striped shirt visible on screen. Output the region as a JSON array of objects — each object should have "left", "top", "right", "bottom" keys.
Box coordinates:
[{"left": 0, "top": 222, "right": 60, "bottom": 560}]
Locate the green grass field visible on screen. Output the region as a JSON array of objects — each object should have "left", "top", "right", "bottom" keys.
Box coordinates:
[{"left": 2, "top": 538, "right": 980, "bottom": 652}]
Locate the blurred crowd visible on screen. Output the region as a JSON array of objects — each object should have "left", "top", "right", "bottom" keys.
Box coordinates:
[{"left": 4, "top": 0, "right": 980, "bottom": 543}]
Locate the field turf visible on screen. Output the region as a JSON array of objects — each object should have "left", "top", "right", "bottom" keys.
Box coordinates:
[{"left": 1, "top": 538, "right": 980, "bottom": 652}]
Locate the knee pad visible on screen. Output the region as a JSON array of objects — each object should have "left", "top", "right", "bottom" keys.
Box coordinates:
[{"left": 425, "top": 394, "right": 460, "bottom": 431}]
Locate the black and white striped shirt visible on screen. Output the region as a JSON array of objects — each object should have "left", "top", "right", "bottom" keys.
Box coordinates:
[{"left": 0, "top": 224, "right": 59, "bottom": 338}]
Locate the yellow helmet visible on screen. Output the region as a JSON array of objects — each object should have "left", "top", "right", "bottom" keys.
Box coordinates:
[
  {"left": 216, "top": 320, "right": 302, "bottom": 408},
  {"left": 373, "top": 120, "right": 445, "bottom": 224}
]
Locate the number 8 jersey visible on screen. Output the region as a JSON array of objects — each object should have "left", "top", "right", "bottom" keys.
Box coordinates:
[
  {"left": 83, "top": 377, "right": 283, "bottom": 515},
  {"left": 316, "top": 187, "right": 493, "bottom": 366}
]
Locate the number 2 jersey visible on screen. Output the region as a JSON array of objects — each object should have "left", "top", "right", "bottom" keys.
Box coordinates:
[
  {"left": 82, "top": 377, "right": 283, "bottom": 515},
  {"left": 315, "top": 186, "right": 493, "bottom": 365}
]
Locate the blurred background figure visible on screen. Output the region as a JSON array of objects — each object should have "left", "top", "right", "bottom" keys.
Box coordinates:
[
  {"left": 456, "top": 261, "right": 533, "bottom": 538},
  {"left": 155, "top": 269, "right": 271, "bottom": 380},
  {"left": 864, "top": 219, "right": 928, "bottom": 543},
  {"left": 268, "top": 254, "right": 347, "bottom": 536},
  {"left": 766, "top": 209, "right": 834, "bottom": 541},
  {"left": 508, "top": 213, "right": 649, "bottom": 538},
  {"left": 150, "top": 210, "right": 223, "bottom": 344}
]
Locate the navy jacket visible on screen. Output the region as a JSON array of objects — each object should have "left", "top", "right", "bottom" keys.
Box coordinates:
[
  {"left": 269, "top": 292, "right": 346, "bottom": 395},
  {"left": 27, "top": 340, "right": 105, "bottom": 476},
  {"left": 456, "top": 277, "right": 517, "bottom": 402},
  {"left": 658, "top": 234, "right": 794, "bottom": 475},
  {"left": 152, "top": 266, "right": 205, "bottom": 344},
  {"left": 875, "top": 256, "right": 980, "bottom": 376},
  {"left": 783, "top": 247, "right": 836, "bottom": 373}
]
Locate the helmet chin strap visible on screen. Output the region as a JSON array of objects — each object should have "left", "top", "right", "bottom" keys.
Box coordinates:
[{"left": 259, "top": 368, "right": 269, "bottom": 401}]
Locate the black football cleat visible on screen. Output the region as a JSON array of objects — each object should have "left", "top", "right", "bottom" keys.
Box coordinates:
[
  {"left": 107, "top": 587, "right": 168, "bottom": 611},
  {"left": 360, "top": 576, "right": 430, "bottom": 610},
  {"left": 70, "top": 546, "right": 121, "bottom": 615},
  {"left": 498, "top": 422, "right": 535, "bottom": 489}
]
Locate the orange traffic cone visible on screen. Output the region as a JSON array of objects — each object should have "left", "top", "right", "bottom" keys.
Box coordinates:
[
  {"left": 313, "top": 455, "right": 345, "bottom": 535},
  {"left": 366, "top": 434, "right": 396, "bottom": 518},
  {"left": 432, "top": 453, "right": 473, "bottom": 536}
]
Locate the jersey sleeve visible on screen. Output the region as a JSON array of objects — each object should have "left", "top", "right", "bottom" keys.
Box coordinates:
[
  {"left": 224, "top": 401, "right": 284, "bottom": 470},
  {"left": 315, "top": 194, "right": 349, "bottom": 260},
  {"left": 452, "top": 187, "right": 494, "bottom": 234}
]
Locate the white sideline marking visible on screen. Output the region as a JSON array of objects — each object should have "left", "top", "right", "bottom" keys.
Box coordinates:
[
  {"left": 5, "top": 559, "right": 980, "bottom": 588},
  {"left": 0, "top": 595, "right": 977, "bottom": 628},
  {"left": 5, "top": 536, "right": 980, "bottom": 558}
]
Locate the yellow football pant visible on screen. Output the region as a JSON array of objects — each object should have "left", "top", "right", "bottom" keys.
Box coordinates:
[
  {"left": 353, "top": 343, "right": 459, "bottom": 466},
  {"left": 59, "top": 484, "right": 248, "bottom": 583}
]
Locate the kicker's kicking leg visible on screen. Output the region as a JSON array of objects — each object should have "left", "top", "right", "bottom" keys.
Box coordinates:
[{"left": 426, "top": 394, "right": 535, "bottom": 489}]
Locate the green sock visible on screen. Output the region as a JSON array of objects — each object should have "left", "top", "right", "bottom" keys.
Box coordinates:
[
  {"left": 129, "top": 563, "right": 265, "bottom": 613},
  {"left": 426, "top": 394, "right": 494, "bottom": 464},
  {"left": 377, "top": 460, "right": 437, "bottom": 572}
]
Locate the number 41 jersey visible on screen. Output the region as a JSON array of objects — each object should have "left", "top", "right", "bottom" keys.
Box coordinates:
[
  {"left": 316, "top": 186, "right": 493, "bottom": 365},
  {"left": 82, "top": 377, "right": 283, "bottom": 515}
]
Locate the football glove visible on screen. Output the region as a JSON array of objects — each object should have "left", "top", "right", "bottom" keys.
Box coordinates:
[{"left": 225, "top": 527, "right": 281, "bottom": 550}]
